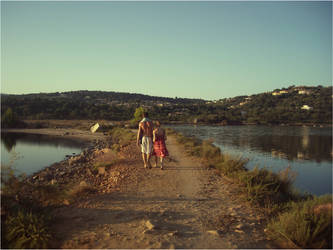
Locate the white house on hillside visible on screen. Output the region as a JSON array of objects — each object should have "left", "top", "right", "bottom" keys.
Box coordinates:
[
  {"left": 301, "top": 105, "right": 312, "bottom": 110},
  {"left": 298, "top": 90, "right": 312, "bottom": 95}
]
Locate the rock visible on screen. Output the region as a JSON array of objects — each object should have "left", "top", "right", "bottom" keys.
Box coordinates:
[
  {"left": 98, "top": 167, "right": 106, "bottom": 175},
  {"left": 86, "top": 168, "right": 92, "bottom": 176},
  {"left": 167, "top": 231, "right": 179, "bottom": 236},
  {"left": 234, "top": 229, "right": 244, "bottom": 234},
  {"left": 143, "top": 229, "right": 154, "bottom": 234},
  {"left": 207, "top": 230, "right": 220, "bottom": 236},
  {"left": 145, "top": 220, "right": 155, "bottom": 230},
  {"left": 50, "top": 179, "right": 57, "bottom": 185},
  {"left": 169, "top": 244, "right": 176, "bottom": 249},
  {"left": 110, "top": 171, "right": 120, "bottom": 177},
  {"left": 236, "top": 223, "right": 244, "bottom": 229},
  {"left": 80, "top": 181, "right": 88, "bottom": 187}
]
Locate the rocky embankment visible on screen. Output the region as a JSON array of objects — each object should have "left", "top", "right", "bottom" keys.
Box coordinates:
[{"left": 24, "top": 135, "right": 141, "bottom": 198}]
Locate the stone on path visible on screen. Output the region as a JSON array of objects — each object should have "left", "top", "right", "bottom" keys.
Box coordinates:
[
  {"left": 80, "top": 181, "right": 88, "bottom": 187},
  {"left": 145, "top": 220, "right": 155, "bottom": 230},
  {"left": 236, "top": 223, "right": 244, "bottom": 229},
  {"left": 207, "top": 230, "right": 221, "bottom": 236},
  {"left": 90, "top": 123, "right": 100, "bottom": 133},
  {"left": 98, "top": 167, "right": 106, "bottom": 175}
]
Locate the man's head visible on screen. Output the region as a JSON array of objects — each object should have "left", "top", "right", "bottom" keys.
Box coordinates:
[{"left": 142, "top": 112, "right": 148, "bottom": 118}]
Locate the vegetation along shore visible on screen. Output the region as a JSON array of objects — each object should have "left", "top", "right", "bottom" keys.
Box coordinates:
[{"left": 1, "top": 119, "right": 332, "bottom": 248}]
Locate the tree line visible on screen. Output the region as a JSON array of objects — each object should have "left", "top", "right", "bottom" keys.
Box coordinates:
[{"left": 1, "top": 86, "right": 332, "bottom": 127}]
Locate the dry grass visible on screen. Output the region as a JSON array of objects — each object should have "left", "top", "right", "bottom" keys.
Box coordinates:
[{"left": 267, "top": 195, "right": 332, "bottom": 248}]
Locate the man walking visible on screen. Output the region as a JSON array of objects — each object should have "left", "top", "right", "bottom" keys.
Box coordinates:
[{"left": 137, "top": 112, "right": 154, "bottom": 168}]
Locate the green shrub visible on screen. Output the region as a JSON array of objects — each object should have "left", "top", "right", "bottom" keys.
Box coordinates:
[
  {"left": 109, "top": 127, "right": 136, "bottom": 147},
  {"left": 1, "top": 107, "right": 27, "bottom": 128},
  {"left": 4, "top": 210, "right": 52, "bottom": 249},
  {"left": 267, "top": 195, "right": 332, "bottom": 248},
  {"left": 128, "top": 107, "right": 145, "bottom": 128}
]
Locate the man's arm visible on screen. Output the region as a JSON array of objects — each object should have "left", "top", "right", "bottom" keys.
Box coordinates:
[{"left": 137, "top": 124, "right": 142, "bottom": 146}]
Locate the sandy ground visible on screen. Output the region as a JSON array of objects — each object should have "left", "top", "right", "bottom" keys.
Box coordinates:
[{"left": 45, "top": 134, "right": 277, "bottom": 249}]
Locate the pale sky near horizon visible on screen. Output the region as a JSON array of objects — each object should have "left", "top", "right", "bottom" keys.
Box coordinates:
[{"left": 1, "top": 1, "right": 332, "bottom": 100}]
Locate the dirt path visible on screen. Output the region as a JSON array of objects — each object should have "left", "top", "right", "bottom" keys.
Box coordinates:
[{"left": 52, "top": 136, "right": 276, "bottom": 249}]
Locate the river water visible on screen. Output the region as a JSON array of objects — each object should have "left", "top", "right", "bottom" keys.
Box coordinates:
[
  {"left": 168, "top": 125, "right": 332, "bottom": 196},
  {"left": 1, "top": 132, "right": 83, "bottom": 176}
]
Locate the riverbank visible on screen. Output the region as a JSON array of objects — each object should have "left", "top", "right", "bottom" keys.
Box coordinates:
[
  {"left": 10, "top": 118, "right": 333, "bottom": 130},
  {"left": 1, "top": 127, "right": 331, "bottom": 248},
  {"left": 1, "top": 127, "right": 278, "bottom": 248}
]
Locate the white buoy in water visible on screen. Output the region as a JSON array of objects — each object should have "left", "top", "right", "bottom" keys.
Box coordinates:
[{"left": 90, "top": 123, "right": 100, "bottom": 133}]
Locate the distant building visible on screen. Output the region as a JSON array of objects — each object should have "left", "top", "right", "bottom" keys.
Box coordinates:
[
  {"left": 272, "top": 90, "right": 289, "bottom": 96},
  {"left": 298, "top": 90, "right": 311, "bottom": 95},
  {"left": 301, "top": 105, "right": 312, "bottom": 110}
]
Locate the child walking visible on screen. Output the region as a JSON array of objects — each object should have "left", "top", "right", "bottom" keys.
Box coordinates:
[{"left": 153, "top": 120, "right": 169, "bottom": 170}]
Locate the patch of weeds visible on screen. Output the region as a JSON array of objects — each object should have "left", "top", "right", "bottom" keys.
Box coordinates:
[
  {"left": 1, "top": 166, "right": 54, "bottom": 248},
  {"left": 267, "top": 195, "right": 332, "bottom": 248},
  {"left": 201, "top": 139, "right": 221, "bottom": 161},
  {"left": 3, "top": 209, "right": 52, "bottom": 249},
  {"left": 214, "top": 155, "right": 248, "bottom": 177},
  {"left": 237, "top": 167, "right": 295, "bottom": 205}
]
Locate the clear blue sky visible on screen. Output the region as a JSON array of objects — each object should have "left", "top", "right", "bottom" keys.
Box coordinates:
[{"left": 1, "top": 1, "right": 332, "bottom": 100}]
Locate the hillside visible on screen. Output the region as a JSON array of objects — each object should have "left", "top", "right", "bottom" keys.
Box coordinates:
[{"left": 1, "top": 85, "right": 332, "bottom": 125}]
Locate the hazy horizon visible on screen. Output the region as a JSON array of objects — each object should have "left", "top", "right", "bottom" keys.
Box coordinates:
[{"left": 1, "top": 1, "right": 332, "bottom": 100}]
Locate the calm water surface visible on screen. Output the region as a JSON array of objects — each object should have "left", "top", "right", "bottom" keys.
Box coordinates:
[
  {"left": 1, "top": 133, "right": 83, "bottom": 176},
  {"left": 169, "top": 125, "right": 332, "bottom": 196}
]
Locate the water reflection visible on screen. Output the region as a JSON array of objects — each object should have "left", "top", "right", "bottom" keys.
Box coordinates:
[
  {"left": 1, "top": 132, "right": 83, "bottom": 151},
  {"left": 171, "top": 125, "right": 332, "bottom": 163},
  {"left": 169, "top": 125, "right": 332, "bottom": 195},
  {"left": 1, "top": 132, "right": 83, "bottom": 176}
]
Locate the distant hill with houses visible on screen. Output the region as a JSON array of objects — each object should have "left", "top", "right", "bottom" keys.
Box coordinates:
[{"left": 1, "top": 85, "right": 332, "bottom": 126}]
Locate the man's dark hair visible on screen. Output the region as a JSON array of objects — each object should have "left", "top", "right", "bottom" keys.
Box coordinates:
[{"left": 143, "top": 112, "right": 148, "bottom": 118}]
